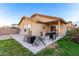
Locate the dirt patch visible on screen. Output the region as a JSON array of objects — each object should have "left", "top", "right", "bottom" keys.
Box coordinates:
[{"left": 47, "top": 43, "right": 59, "bottom": 49}]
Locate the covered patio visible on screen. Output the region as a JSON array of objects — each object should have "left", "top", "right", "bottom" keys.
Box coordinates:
[{"left": 36, "top": 18, "right": 67, "bottom": 37}]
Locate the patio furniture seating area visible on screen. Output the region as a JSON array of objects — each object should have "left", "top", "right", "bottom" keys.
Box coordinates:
[
  {"left": 23, "top": 30, "right": 47, "bottom": 46},
  {"left": 23, "top": 31, "right": 57, "bottom": 47},
  {"left": 47, "top": 31, "right": 57, "bottom": 41}
]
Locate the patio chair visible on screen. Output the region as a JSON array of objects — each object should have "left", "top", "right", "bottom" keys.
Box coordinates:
[
  {"left": 49, "top": 31, "right": 56, "bottom": 41},
  {"left": 32, "top": 31, "right": 46, "bottom": 46},
  {"left": 23, "top": 35, "right": 28, "bottom": 42},
  {"left": 23, "top": 31, "right": 32, "bottom": 42}
]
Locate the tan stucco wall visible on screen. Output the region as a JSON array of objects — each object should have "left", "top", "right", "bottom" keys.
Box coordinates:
[
  {"left": 32, "top": 23, "right": 49, "bottom": 36},
  {"left": 60, "top": 23, "right": 67, "bottom": 36},
  {"left": 66, "top": 23, "right": 72, "bottom": 31},
  {"left": 19, "top": 17, "right": 34, "bottom": 35},
  {"left": 19, "top": 17, "right": 49, "bottom": 36}
]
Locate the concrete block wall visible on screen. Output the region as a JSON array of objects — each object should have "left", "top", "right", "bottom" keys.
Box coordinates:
[{"left": 0, "top": 27, "right": 19, "bottom": 35}]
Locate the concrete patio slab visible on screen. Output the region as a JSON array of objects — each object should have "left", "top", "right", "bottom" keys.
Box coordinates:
[{"left": 10, "top": 34, "right": 64, "bottom": 54}]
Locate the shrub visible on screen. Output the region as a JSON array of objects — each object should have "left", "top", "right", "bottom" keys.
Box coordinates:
[
  {"left": 72, "top": 34, "right": 79, "bottom": 43},
  {"left": 66, "top": 28, "right": 79, "bottom": 43}
]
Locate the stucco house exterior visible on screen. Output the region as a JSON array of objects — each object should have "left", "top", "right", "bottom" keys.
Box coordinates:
[
  {"left": 66, "top": 21, "right": 74, "bottom": 31},
  {"left": 18, "top": 14, "right": 67, "bottom": 37}
]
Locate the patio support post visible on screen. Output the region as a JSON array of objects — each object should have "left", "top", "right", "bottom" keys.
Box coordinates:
[{"left": 58, "top": 20, "right": 61, "bottom": 36}]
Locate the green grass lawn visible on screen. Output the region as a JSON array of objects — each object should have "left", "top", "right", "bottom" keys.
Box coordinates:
[
  {"left": 56, "top": 37, "right": 79, "bottom": 56},
  {"left": 36, "top": 37, "right": 79, "bottom": 56},
  {"left": 0, "top": 37, "right": 79, "bottom": 56},
  {"left": 0, "top": 39, "right": 33, "bottom": 56}
]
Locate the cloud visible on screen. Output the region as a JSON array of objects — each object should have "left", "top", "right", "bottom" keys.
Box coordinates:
[{"left": 0, "top": 10, "right": 2, "bottom": 14}]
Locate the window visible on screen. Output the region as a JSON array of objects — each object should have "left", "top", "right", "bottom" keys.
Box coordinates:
[
  {"left": 28, "top": 24, "right": 31, "bottom": 29},
  {"left": 24, "top": 24, "right": 31, "bottom": 32}
]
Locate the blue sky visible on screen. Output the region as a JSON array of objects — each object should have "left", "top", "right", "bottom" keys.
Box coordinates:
[{"left": 0, "top": 3, "right": 79, "bottom": 27}]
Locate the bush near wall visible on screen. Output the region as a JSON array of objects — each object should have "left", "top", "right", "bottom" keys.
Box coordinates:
[{"left": 64, "top": 28, "right": 79, "bottom": 43}]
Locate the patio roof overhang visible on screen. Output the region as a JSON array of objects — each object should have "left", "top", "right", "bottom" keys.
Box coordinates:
[
  {"left": 36, "top": 20, "right": 58, "bottom": 25},
  {"left": 31, "top": 13, "right": 67, "bottom": 24}
]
